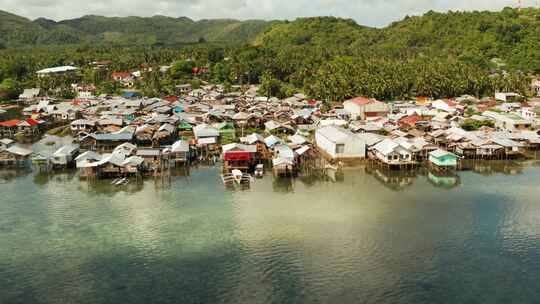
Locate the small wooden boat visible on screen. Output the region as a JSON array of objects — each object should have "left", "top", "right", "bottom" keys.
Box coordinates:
[
  {"left": 254, "top": 164, "right": 264, "bottom": 178},
  {"left": 239, "top": 174, "right": 253, "bottom": 185},
  {"left": 114, "top": 178, "right": 127, "bottom": 186},
  {"left": 221, "top": 173, "right": 236, "bottom": 186},
  {"left": 232, "top": 169, "right": 243, "bottom": 184}
]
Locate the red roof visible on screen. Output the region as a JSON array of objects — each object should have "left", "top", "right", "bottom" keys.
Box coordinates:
[
  {"left": 223, "top": 151, "right": 252, "bottom": 161},
  {"left": 26, "top": 118, "right": 40, "bottom": 126},
  {"left": 399, "top": 114, "right": 422, "bottom": 126},
  {"left": 111, "top": 72, "right": 132, "bottom": 79},
  {"left": 442, "top": 99, "right": 457, "bottom": 107},
  {"left": 347, "top": 97, "right": 374, "bottom": 106},
  {"left": 192, "top": 67, "right": 208, "bottom": 75},
  {"left": 163, "top": 96, "right": 179, "bottom": 103},
  {"left": 0, "top": 119, "right": 21, "bottom": 127}
]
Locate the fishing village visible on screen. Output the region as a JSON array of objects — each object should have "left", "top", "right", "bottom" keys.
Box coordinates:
[
  {"left": 5, "top": 6, "right": 540, "bottom": 304},
  {"left": 1, "top": 64, "right": 540, "bottom": 189}
]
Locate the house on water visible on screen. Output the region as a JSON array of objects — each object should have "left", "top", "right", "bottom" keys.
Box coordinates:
[
  {"left": 52, "top": 144, "right": 80, "bottom": 168},
  {"left": 272, "top": 144, "right": 296, "bottom": 177},
  {"left": 167, "top": 140, "right": 191, "bottom": 166},
  {"left": 315, "top": 126, "right": 366, "bottom": 161},
  {"left": 0, "top": 145, "right": 33, "bottom": 167},
  {"left": 372, "top": 139, "right": 415, "bottom": 169},
  {"left": 222, "top": 143, "right": 258, "bottom": 173},
  {"left": 428, "top": 149, "right": 459, "bottom": 171}
]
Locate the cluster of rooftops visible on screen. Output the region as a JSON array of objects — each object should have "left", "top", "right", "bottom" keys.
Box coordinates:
[{"left": 1, "top": 81, "right": 540, "bottom": 173}]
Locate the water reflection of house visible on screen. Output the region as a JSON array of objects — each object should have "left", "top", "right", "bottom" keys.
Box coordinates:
[
  {"left": 427, "top": 171, "right": 461, "bottom": 189},
  {"left": 462, "top": 160, "right": 524, "bottom": 176},
  {"left": 365, "top": 165, "right": 416, "bottom": 191},
  {"left": 0, "top": 145, "right": 33, "bottom": 167}
]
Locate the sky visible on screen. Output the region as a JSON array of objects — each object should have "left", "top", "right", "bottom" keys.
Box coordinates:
[{"left": 1, "top": 0, "right": 540, "bottom": 27}]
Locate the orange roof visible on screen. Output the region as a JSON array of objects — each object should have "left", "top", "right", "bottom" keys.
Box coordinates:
[
  {"left": 0, "top": 119, "right": 20, "bottom": 127},
  {"left": 26, "top": 118, "right": 40, "bottom": 126},
  {"left": 399, "top": 114, "right": 422, "bottom": 126},
  {"left": 442, "top": 99, "right": 457, "bottom": 107},
  {"left": 111, "top": 72, "right": 132, "bottom": 79},
  {"left": 347, "top": 97, "right": 374, "bottom": 106},
  {"left": 163, "top": 96, "right": 179, "bottom": 103}
]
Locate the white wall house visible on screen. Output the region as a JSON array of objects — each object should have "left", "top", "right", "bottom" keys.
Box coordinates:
[
  {"left": 533, "top": 79, "right": 540, "bottom": 96},
  {"left": 520, "top": 108, "right": 537, "bottom": 120},
  {"left": 372, "top": 139, "right": 413, "bottom": 164},
  {"left": 483, "top": 111, "right": 532, "bottom": 131},
  {"left": 495, "top": 92, "right": 521, "bottom": 102},
  {"left": 343, "top": 97, "right": 390, "bottom": 120},
  {"left": 431, "top": 99, "right": 457, "bottom": 113},
  {"left": 315, "top": 126, "right": 366, "bottom": 160}
]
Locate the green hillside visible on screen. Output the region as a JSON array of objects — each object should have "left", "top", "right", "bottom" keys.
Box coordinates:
[
  {"left": 0, "top": 10, "right": 275, "bottom": 47},
  {"left": 1, "top": 8, "right": 538, "bottom": 101}
]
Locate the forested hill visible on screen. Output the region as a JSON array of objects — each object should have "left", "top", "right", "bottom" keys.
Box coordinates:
[
  {"left": 0, "top": 10, "right": 276, "bottom": 47},
  {"left": 1, "top": 8, "right": 539, "bottom": 101},
  {"left": 256, "top": 8, "right": 540, "bottom": 73},
  {"left": 2, "top": 7, "right": 540, "bottom": 72}
]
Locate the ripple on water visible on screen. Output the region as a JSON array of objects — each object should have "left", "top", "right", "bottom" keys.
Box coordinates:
[{"left": 2, "top": 166, "right": 540, "bottom": 304}]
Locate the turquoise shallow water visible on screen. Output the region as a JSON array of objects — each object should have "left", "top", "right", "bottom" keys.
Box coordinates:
[{"left": 1, "top": 161, "right": 540, "bottom": 304}]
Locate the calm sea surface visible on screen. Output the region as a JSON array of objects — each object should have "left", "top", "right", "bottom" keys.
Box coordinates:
[{"left": 1, "top": 160, "right": 540, "bottom": 304}]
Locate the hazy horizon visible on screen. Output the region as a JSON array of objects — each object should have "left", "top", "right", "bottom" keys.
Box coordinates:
[{"left": 1, "top": 0, "right": 539, "bottom": 27}]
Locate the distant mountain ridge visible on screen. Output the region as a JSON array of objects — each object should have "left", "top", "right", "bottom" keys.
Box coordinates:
[
  {"left": 0, "top": 10, "right": 277, "bottom": 47},
  {"left": 1, "top": 8, "right": 540, "bottom": 74}
]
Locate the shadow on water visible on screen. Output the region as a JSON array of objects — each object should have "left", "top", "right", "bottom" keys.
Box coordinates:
[
  {"left": 460, "top": 160, "right": 525, "bottom": 176},
  {"left": 79, "top": 179, "right": 146, "bottom": 196},
  {"left": 272, "top": 176, "right": 295, "bottom": 193},
  {"left": 33, "top": 170, "right": 78, "bottom": 186},
  {"left": 365, "top": 165, "right": 419, "bottom": 191},
  {"left": 361, "top": 160, "right": 530, "bottom": 191},
  {"left": 0, "top": 168, "right": 32, "bottom": 183},
  {"left": 270, "top": 159, "right": 530, "bottom": 193},
  {"left": 1, "top": 228, "right": 245, "bottom": 304},
  {"left": 1, "top": 163, "right": 540, "bottom": 304}
]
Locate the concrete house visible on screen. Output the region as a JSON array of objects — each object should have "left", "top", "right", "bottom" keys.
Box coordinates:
[
  {"left": 483, "top": 111, "right": 532, "bottom": 131},
  {"left": 36, "top": 66, "right": 78, "bottom": 78},
  {"left": 52, "top": 145, "right": 80, "bottom": 167},
  {"left": 431, "top": 99, "right": 457, "bottom": 113},
  {"left": 315, "top": 126, "right": 366, "bottom": 160},
  {"left": 0, "top": 138, "right": 15, "bottom": 150},
  {"left": 343, "top": 97, "right": 390, "bottom": 120},
  {"left": 0, "top": 145, "right": 33, "bottom": 167},
  {"left": 372, "top": 139, "right": 413, "bottom": 165},
  {"left": 532, "top": 79, "right": 540, "bottom": 96},
  {"left": 495, "top": 92, "right": 521, "bottom": 102},
  {"left": 429, "top": 149, "right": 459, "bottom": 169},
  {"left": 19, "top": 88, "right": 40, "bottom": 100}
]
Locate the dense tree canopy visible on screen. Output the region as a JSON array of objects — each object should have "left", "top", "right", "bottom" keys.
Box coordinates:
[{"left": 0, "top": 8, "right": 538, "bottom": 102}]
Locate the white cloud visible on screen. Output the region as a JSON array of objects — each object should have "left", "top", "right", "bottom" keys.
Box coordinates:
[{"left": 1, "top": 0, "right": 538, "bottom": 27}]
